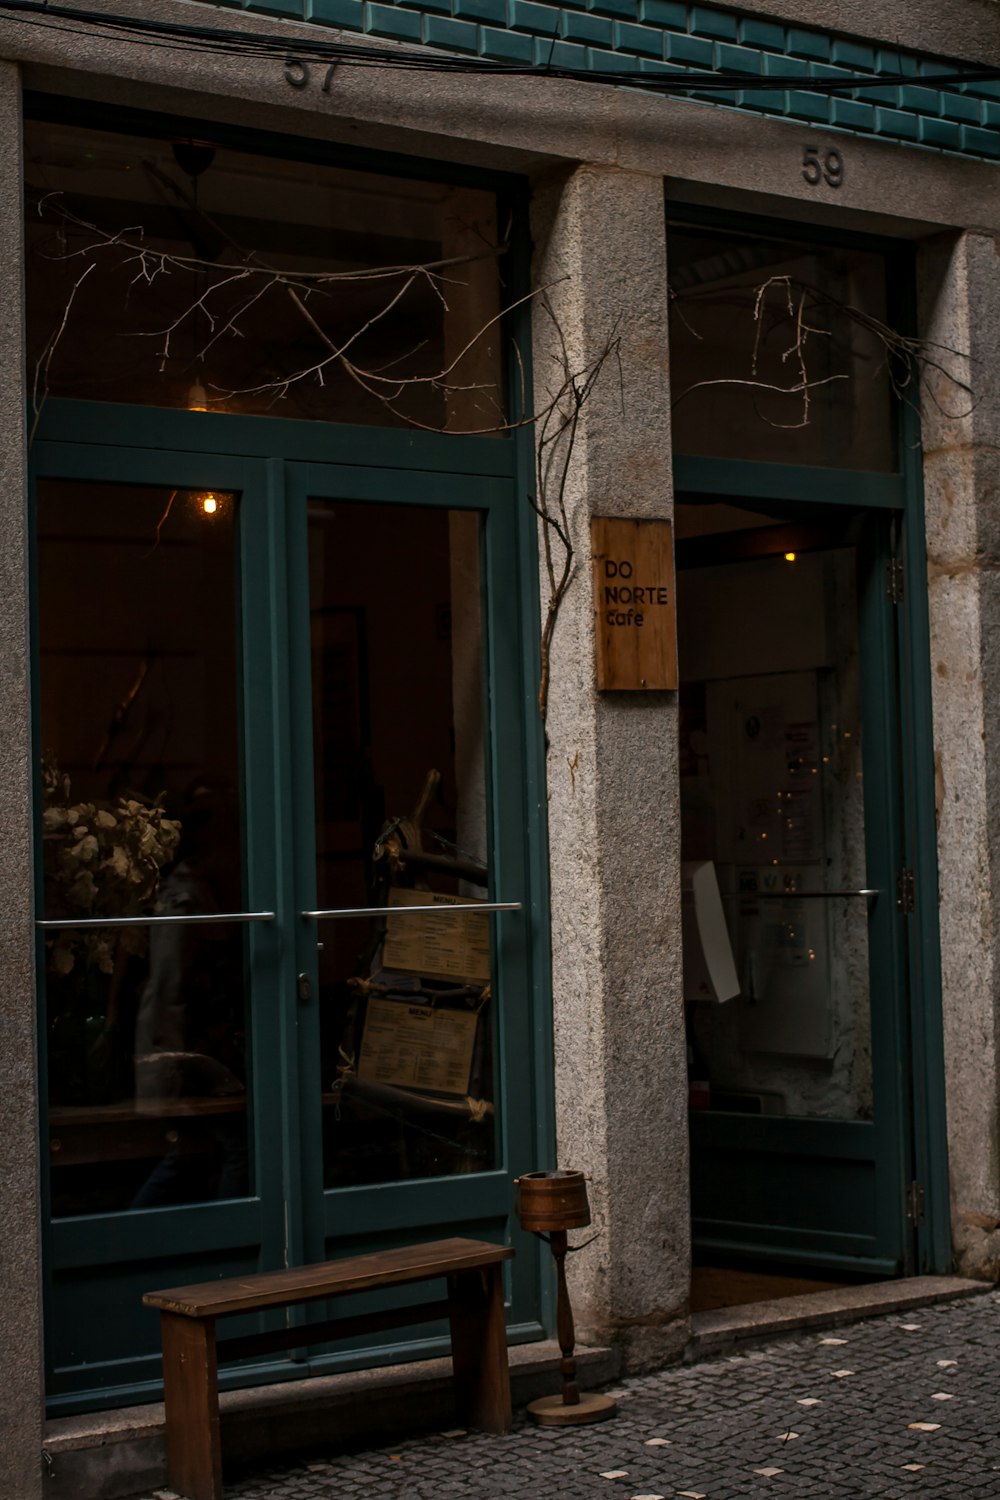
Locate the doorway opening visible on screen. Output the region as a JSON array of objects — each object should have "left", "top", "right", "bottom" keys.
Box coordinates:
[
  {"left": 667, "top": 209, "right": 947, "bottom": 1311},
  {"left": 676, "top": 499, "right": 899, "bottom": 1312}
]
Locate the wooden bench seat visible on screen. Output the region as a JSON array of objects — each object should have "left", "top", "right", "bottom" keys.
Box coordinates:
[{"left": 144, "top": 1236, "right": 514, "bottom": 1500}]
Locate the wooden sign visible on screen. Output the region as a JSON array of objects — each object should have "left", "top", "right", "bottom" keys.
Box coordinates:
[{"left": 591, "top": 516, "right": 678, "bottom": 691}]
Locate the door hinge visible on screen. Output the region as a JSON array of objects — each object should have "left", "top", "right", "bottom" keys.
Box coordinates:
[
  {"left": 886, "top": 558, "right": 905, "bottom": 605},
  {"left": 896, "top": 867, "right": 915, "bottom": 913},
  {"left": 907, "top": 1180, "right": 926, "bottom": 1228}
]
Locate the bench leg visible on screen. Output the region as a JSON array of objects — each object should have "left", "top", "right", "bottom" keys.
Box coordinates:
[
  {"left": 160, "top": 1313, "right": 223, "bottom": 1500},
  {"left": 447, "top": 1265, "right": 512, "bottom": 1435}
]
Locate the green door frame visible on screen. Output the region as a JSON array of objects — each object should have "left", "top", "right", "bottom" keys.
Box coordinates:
[
  {"left": 280, "top": 460, "right": 540, "bottom": 1271},
  {"left": 31, "top": 398, "right": 555, "bottom": 1412},
  {"left": 668, "top": 204, "right": 951, "bottom": 1278},
  {"left": 677, "top": 441, "right": 953, "bottom": 1278},
  {"left": 678, "top": 485, "right": 914, "bottom": 1274}
]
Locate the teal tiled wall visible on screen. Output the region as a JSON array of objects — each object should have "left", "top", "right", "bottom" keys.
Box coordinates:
[{"left": 260, "top": 0, "right": 1000, "bottom": 162}]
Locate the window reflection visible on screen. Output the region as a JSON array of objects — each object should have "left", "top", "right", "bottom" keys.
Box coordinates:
[
  {"left": 37, "top": 480, "right": 251, "bottom": 1216},
  {"left": 677, "top": 504, "right": 874, "bottom": 1122},
  {"left": 308, "top": 502, "right": 496, "bottom": 1185},
  {"left": 668, "top": 226, "right": 895, "bottom": 471},
  {"left": 25, "top": 122, "right": 504, "bottom": 432}
]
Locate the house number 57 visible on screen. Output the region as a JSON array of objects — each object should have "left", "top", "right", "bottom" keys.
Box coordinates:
[
  {"left": 802, "top": 145, "right": 844, "bottom": 188},
  {"left": 283, "top": 59, "right": 338, "bottom": 92}
]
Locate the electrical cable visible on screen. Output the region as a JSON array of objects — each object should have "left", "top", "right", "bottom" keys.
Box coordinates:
[{"left": 1, "top": 0, "right": 999, "bottom": 102}]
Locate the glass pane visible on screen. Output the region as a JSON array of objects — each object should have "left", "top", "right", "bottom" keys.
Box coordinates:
[
  {"left": 668, "top": 226, "right": 895, "bottom": 471},
  {"left": 308, "top": 500, "right": 495, "bottom": 1186},
  {"left": 677, "top": 501, "right": 873, "bottom": 1121},
  {"left": 37, "top": 480, "right": 252, "bottom": 1215},
  {"left": 25, "top": 121, "right": 503, "bottom": 432}
]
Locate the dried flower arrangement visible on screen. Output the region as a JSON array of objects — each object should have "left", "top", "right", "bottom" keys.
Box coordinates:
[{"left": 41, "top": 760, "right": 182, "bottom": 976}]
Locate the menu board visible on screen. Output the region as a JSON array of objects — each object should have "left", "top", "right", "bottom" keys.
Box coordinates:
[
  {"left": 358, "top": 998, "right": 478, "bottom": 1095},
  {"left": 381, "top": 890, "right": 491, "bottom": 982}
]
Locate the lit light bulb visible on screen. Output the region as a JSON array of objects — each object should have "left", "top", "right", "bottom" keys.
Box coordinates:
[
  {"left": 187, "top": 380, "right": 209, "bottom": 412},
  {"left": 202, "top": 493, "right": 218, "bottom": 515},
  {"left": 784, "top": 552, "right": 797, "bottom": 563}
]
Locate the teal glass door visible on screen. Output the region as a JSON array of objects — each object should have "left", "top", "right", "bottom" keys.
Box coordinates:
[
  {"left": 280, "top": 462, "right": 544, "bottom": 1353},
  {"left": 35, "top": 443, "right": 289, "bottom": 1408},
  {"left": 678, "top": 496, "right": 913, "bottom": 1276},
  {"left": 32, "top": 409, "right": 547, "bottom": 1412}
]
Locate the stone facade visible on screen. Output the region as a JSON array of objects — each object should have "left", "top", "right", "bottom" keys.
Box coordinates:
[
  {"left": 919, "top": 228, "right": 1000, "bottom": 1282},
  {"left": 532, "top": 164, "right": 687, "bottom": 1368},
  {"left": 0, "top": 0, "right": 999, "bottom": 1495},
  {"left": 0, "top": 57, "right": 45, "bottom": 1500}
]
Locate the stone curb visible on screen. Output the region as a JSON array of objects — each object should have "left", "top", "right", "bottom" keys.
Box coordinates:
[{"left": 686, "top": 1273, "right": 988, "bottom": 1358}]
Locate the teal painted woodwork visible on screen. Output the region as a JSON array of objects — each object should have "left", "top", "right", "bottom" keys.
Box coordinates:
[
  {"left": 31, "top": 400, "right": 553, "bottom": 1413},
  {"left": 674, "top": 216, "right": 951, "bottom": 1280},
  {"left": 690, "top": 1117, "right": 888, "bottom": 1260},
  {"left": 32, "top": 401, "right": 516, "bottom": 478},
  {"left": 672, "top": 456, "right": 904, "bottom": 510}
]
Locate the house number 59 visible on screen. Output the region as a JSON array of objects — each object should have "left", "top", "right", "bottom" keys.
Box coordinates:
[{"left": 802, "top": 145, "right": 844, "bottom": 188}]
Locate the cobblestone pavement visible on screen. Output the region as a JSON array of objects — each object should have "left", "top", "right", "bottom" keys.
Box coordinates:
[{"left": 145, "top": 1290, "right": 1000, "bottom": 1500}]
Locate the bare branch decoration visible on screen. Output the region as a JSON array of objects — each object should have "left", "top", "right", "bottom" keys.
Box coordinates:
[
  {"left": 529, "top": 298, "right": 624, "bottom": 729},
  {"left": 28, "top": 187, "right": 621, "bottom": 739},
  {"left": 29, "top": 187, "right": 518, "bottom": 429},
  {"left": 670, "top": 272, "right": 974, "bottom": 428},
  {"left": 28, "top": 180, "right": 974, "bottom": 755},
  {"left": 29, "top": 259, "right": 96, "bottom": 449}
]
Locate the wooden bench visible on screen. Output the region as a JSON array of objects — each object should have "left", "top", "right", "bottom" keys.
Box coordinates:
[{"left": 143, "top": 1236, "right": 514, "bottom": 1500}]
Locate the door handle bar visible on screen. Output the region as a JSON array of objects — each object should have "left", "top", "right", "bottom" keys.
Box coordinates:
[
  {"left": 722, "top": 890, "right": 879, "bottom": 901},
  {"left": 302, "top": 902, "right": 522, "bottom": 920},
  {"left": 36, "top": 911, "right": 275, "bottom": 929}
]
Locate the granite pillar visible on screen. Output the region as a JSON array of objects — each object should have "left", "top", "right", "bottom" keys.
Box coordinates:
[
  {"left": 919, "top": 228, "right": 1000, "bottom": 1280},
  {"left": 0, "top": 56, "right": 46, "bottom": 1500},
  {"left": 530, "top": 165, "right": 689, "bottom": 1370}
]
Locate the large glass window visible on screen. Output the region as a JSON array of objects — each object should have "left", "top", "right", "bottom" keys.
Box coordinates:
[
  {"left": 308, "top": 501, "right": 496, "bottom": 1185},
  {"left": 668, "top": 225, "right": 895, "bottom": 471},
  {"left": 677, "top": 503, "right": 874, "bottom": 1122},
  {"left": 37, "top": 479, "right": 252, "bottom": 1216},
  {"left": 25, "top": 122, "right": 504, "bottom": 431}
]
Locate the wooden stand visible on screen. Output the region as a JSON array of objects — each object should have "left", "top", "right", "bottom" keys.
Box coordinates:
[{"left": 526, "top": 1231, "right": 617, "bottom": 1427}]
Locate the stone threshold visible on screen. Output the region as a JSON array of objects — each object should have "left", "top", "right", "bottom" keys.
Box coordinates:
[
  {"left": 687, "top": 1273, "right": 989, "bottom": 1359},
  {"left": 43, "top": 1339, "right": 620, "bottom": 1500}
]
